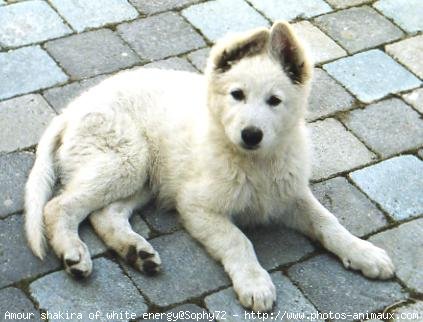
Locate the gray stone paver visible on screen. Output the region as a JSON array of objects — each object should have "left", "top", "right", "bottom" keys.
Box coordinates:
[
  {"left": 187, "top": 47, "right": 210, "bottom": 72},
  {"left": 129, "top": 0, "right": 202, "bottom": 14},
  {"left": 393, "top": 301, "right": 423, "bottom": 322},
  {"left": 182, "top": 0, "right": 269, "bottom": 41},
  {"left": 30, "top": 258, "right": 148, "bottom": 322},
  {"left": 374, "top": 0, "right": 423, "bottom": 34},
  {"left": 245, "top": 225, "right": 315, "bottom": 270},
  {"left": 0, "top": 215, "right": 60, "bottom": 288},
  {"left": 324, "top": 49, "right": 421, "bottom": 103},
  {"left": 342, "top": 98, "right": 423, "bottom": 157},
  {"left": 248, "top": 0, "right": 331, "bottom": 22},
  {"left": 369, "top": 219, "right": 423, "bottom": 294},
  {"left": 124, "top": 231, "right": 229, "bottom": 307},
  {"left": 309, "top": 118, "right": 376, "bottom": 180},
  {"left": 43, "top": 75, "right": 107, "bottom": 113},
  {"left": 118, "top": 12, "right": 205, "bottom": 60},
  {"left": 50, "top": 0, "right": 138, "bottom": 32},
  {"left": 0, "top": 287, "right": 40, "bottom": 321},
  {"left": 288, "top": 254, "right": 408, "bottom": 322},
  {"left": 205, "top": 272, "right": 323, "bottom": 322},
  {"left": 307, "top": 68, "right": 355, "bottom": 121},
  {"left": 325, "top": 0, "right": 372, "bottom": 9},
  {"left": 386, "top": 35, "right": 423, "bottom": 79},
  {"left": 140, "top": 203, "right": 181, "bottom": 234},
  {"left": 0, "top": 0, "right": 422, "bottom": 317},
  {"left": 311, "top": 177, "right": 387, "bottom": 237},
  {"left": 144, "top": 57, "right": 197, "bottom": 72},
  {"left": 0, "top": 152, "right": 34, "bottom": 218},
  {"left": 292, "top": 21, "right": 346, "bottom": 65},
  {"left": 0, "top": 46, "right": 68, "bottom": 100},
  {"left": 0, "top": 0, "right": 71, "bottom": 48},
  {"left": 314, "top": 6, "right": 403, "bottom": 54},
  {"left": 45, "top": 29, "right": 140, "bottom": 80},
  {"left": 403, "top": 87, "right": 423, "bottom": 114},
  {"left": 350, "top": 156, "right": 423, "bottom": 220},
  {"left": 0, "top": 94, "right": 56, "bottom": 153}
]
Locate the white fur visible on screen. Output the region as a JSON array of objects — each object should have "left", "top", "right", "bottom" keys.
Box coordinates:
[{"left": 25, "top": 22, "right": 394, "bottom": 311}]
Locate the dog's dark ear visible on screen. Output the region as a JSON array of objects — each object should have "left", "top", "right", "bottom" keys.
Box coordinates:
[
  {"left": 269, "top": 21, "right": 312, "bottom": 84},
  {"left": 208, "top": 28, "right": 269, "bottom": 73}
]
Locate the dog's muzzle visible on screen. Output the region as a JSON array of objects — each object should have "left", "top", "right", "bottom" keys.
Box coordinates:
[{"left": 241, "top": 126, "right": 263, "bottom": 150}]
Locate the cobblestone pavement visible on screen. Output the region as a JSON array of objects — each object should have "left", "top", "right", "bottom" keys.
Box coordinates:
[{"left": 0, "top": 0, "right": 422, "bottom": 321}]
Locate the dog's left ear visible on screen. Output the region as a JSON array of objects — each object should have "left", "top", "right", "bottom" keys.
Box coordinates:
[{"left": 269, "top": 21, "right": 312, "bottom": 84}]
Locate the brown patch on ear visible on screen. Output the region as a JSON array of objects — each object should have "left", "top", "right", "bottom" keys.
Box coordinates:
[
  {"left": 269, "top": 21, "right": 312, "bottom": 84},
  {"left": 210, "top": 28, "right": 269, "bottom": 73}
]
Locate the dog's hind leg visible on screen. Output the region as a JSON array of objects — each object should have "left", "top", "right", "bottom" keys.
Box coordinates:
[
  {"left": 89, "top": 190, "right": 161, "bottom": 275},
  {"left": 44, "top": 155, "right": 146, "bottom": 278}
]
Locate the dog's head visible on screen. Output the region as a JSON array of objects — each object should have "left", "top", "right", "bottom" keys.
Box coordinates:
[{"left": 206, "top": 21, "right": 313, "bottom": 154}]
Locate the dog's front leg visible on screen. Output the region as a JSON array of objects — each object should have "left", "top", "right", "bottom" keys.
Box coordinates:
[
  {"left": 179, "top": 205, "right": 275, "bottom": 311},
  {"left": 288, "top": 188, "right": 395, "bottom": 279}
]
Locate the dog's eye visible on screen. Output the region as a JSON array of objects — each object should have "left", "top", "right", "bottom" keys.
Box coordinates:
[
  {"left": 230, "top": 89, "right": 245, "bottom": 101},
  {"left": 266, "top": 95, "right": 281, "bottom": 106}
]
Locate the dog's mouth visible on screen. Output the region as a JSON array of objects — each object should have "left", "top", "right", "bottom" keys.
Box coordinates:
[{"left": 240, "top": 143, "right": 260, "bottom": 151}]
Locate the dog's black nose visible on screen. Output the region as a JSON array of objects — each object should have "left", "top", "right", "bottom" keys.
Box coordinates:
[{"left": 241, "top": 126, "right": 263, "bottom": 147}]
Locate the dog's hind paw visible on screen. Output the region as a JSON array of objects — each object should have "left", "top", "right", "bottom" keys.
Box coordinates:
[
  {"left": 233, "top": 267, "right": 276, "bottom": 312},
  {"left": 62, "top": 241, "right": 93, "bottom": 279},
  {"left": 125, "top": 244, "right": 161, "bottom": 276},
  {"left": 342, "top": 239, "right": 395, "bottom": 279}
]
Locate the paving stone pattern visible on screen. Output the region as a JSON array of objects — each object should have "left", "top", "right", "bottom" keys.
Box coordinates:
[{"left": 0, "top": 0, "right": 422, "bottom": 319}]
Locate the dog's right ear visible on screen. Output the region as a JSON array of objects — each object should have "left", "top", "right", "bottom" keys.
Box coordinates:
[{"left": 207, "top": 28, "right": 269, "bottom": 74}]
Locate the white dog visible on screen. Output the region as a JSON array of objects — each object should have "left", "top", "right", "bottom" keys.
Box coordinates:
[{"left": 25, "top": 21, "right": 394, "bottom": 311}]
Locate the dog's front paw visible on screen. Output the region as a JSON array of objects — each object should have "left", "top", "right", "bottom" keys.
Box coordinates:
[
  {"left": 342, "top": 239, "right": 394, "bottom": 279},
  {"left": 233, "top": 267, "right": 276, "bottom": 312}
]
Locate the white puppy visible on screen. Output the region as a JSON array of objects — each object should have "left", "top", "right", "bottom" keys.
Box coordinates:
[{"left": 25, "top": 21, "right": 394, "bottom": 311}]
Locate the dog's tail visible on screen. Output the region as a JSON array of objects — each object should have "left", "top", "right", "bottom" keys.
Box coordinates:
[{"left": 24, "top": 115, "right": 66, "bottom": 259}]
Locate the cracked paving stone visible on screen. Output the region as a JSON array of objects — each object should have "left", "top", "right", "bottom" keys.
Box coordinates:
[
  {"left": 350, "top": 155, "right": 423, "bottom": 220},
  {"left": 0, "top": 287, "right": 40, "bottom": 321},
  {"left": 342, "top": 98, "right": 423, "bottom": 157},
  {"left": 248, "top": 0, "right": 331, "bottom": 22},
  {"left": 0, "top": 215, "right": 60, "bottom": 288},
  {"left": 0, "top": 152, "right": 34, "bottom": 218},
  {"left": 30, "top": 258, "right": 147, "bottom": 322},
  {"left": 324, "top": 50, "right": 421, "bottom": 103},
  {"left": 43, "top": 75, "right": 107, "bottom": 113},
  {"left": 307, "top": 68, "right": 354, "bottom": 121},
  {"left": 369, "top": 219, "right": 423, "bottom": 294},
  {"left": 292, "top": 21, "right": 346, "bottom": 65},
  {"left": 50, "top": 0, "right": 138, "bottom": 32},
  {"left": 0, "top": 0, "right": 71, "bottom": 47},
  {"left": 393, "top": 301, "right": 423, "bottom": 322},
  {"left": 144, "top": 57, "right": 197, "bottom": 72},
  {"left": 314, "top": 6, "right": 403, "bottom": 54},
  {"left": 118, "top": 12, "right": 205, "bottom": 60},
  {"left": 123, "top": 231, "right": 229, "bottom": 307},
  {"left": 205, "top": 272, "right": 323, "bottom": 322},
  {"left": 403, "top": 87, "right": 423, "bottom": 114},
  {"left": 187, "top": 47, "right": 210, "bottom": 72},
  {"left": 374, "top": 0, "right": 423, "bottom": 34},
  {"left": 386, "top": 35, "right": 423, "bottom": 79},
  {"left": 0, "top": 94, "right": 56, "bottom": 153},
  {"left": 182, "top": 0, "right": 269, "bottom": 41},
  {"left": 142, "top": 304, "right": 210, "bottom": 322},
  {"left": 0, "top": 46, "right": 68, "bottom": 100},
  {"left": 129, "top": 0, "right": 202, "bottom": 14},
  {"left": 243, "top": 225, "right": 315, "bottom": 270},
  {"left": 308, "top": 118, "right": 375, "bottom": 180},
  {"left": 311, "top": 177, "right": 387, "bottom": 237},
  {"left": 288, "top": 254, "right": 408, "bottom": 322},
  {"left": 45, "top": 29, "right": 140, "bottom": 80}
]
